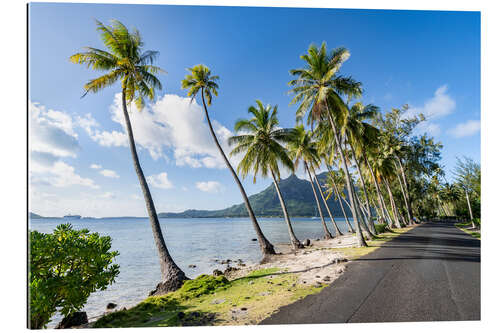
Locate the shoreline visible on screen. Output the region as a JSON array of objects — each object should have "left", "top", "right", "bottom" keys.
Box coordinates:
[{"left": 89, "top": 226, "right": 416, "bottom": 328}]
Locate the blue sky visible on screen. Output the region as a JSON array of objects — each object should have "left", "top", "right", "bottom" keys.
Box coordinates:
[{"left": 29, "top": 3, "right": 480, "bottom": 217}]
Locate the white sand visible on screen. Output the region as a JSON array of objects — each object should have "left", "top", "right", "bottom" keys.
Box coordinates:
[{"left": 227, "top": 234, "right": 358, "bottom": 285}]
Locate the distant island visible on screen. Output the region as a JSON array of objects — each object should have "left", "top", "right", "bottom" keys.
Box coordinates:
[
  {"left": 159, "top": 172, "right": 351, "bottom": 218},
  {"left": 30, "top": 173, "right": 352, "bottom": 220}
]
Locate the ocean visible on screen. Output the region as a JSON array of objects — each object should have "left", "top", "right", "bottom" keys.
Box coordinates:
[{"left": 29, "top": 216, "right": 352, "bottom": 326}]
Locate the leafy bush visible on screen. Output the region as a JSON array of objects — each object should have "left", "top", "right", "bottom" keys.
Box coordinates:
[
  {"left": 29, "top": 224, "right": 119, "bottom": 328},
  {"left": 375, "top": 223, "right": 388, "bottom": 234}
]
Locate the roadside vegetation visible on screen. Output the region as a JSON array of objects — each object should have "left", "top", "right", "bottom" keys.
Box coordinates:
[
  {"left": 93, "top": 268, "right": 325, "bottom": 327},
  {"left": 455, "top": 219, "right": 481, "bottom": 239}
]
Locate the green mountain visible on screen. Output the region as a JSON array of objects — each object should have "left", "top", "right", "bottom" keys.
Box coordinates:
[{"left": 159, "top": 172, "right": 351, "bottom": 218}]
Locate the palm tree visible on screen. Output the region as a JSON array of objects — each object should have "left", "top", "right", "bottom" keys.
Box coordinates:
[
  {"left": 288, "top": 125, "right": 340, "bottom": 239},
  {"left": 181, "top": 65, "right": 276, "bottom": 255},
  {"left": 289, "top": 42, "right": 367, "bottom": 247},
  {"left": 373, "top": 153, "right": 402, "bottom": 228},
  {"left": 70, "top": 19, "right": 187, "bottom": 293},
  {"left": 341, "top": 102, "right": 380, "bottom": 233},
  {"left": 228, "top": 101, "right": 303, "bottom": 249},
  {"left": 440, "top": 182, "right": 460, "bottom": 216},
  {"left": 453, "top": 157, "right": 480, "bottom": 228},
  {"left": 324, "top": 166, "right": 354, "bottom": 232},
  {"left": 363, "top": 144, "right": 393, "bottom": 226}
]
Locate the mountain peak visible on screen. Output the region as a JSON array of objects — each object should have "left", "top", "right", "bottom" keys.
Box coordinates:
[{"left": 159, "top": 171, "right": 350, "bottom": 218}]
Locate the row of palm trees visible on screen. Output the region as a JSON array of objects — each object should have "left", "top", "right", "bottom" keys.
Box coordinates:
[{"left": 70, "top": 19, "right": 465, "bottom": 294}]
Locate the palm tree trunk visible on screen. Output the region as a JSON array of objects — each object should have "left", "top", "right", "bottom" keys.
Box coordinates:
[
  {"left": 326, "top": 166, "right": 354, "bottom": 232},
  {"left": 396, "top": 156, "right": 415, "bottom": 223},
  {"left": 325, "top": 106, "right": 366, "bottom": 247},
  {"left": 362, "top": 151, "right": 392, "bottom": 226},
  {"left": 394, "top": 158, "right": 413, "bottom": 225},
  {"left": 304, "top": 163, "right": 333, "bottom": 239},
  {"left": 121, "top": 91, "right": 187, "bottom": 294},
  {"left": 348, "top": 138, "right": 376, "bottom": 233},
  {"left": 200, "top": 89, "right": 275, "bottom": 255},
  {"left": 383, "top": 176, "right": 402, "bottom": 228},
  {"left": 354, "top": 189, "right": 375, "bottom": 239},
  {"left": 395, "top": 168, "right": 411, "bottom": 225},
  {"left": 465, "top": 190, "right": 475, "bottom": 228},
  {"left": 334, "top": 184, "right": 354, "bottom": 233},
  {"left": 311, "top": 168, "right": 342, "bottom": 236},
  {"left": 271, "top": 171, "right": 304, "bottom": 248},
  {"left": 342, "top": 196, "right": 353, "bottom": 214},
  {"left": 356, "top": 191, "right": 376, "bottom": 235}
]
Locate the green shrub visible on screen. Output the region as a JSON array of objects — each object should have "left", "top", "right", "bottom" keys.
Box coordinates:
[
  {"left": 29, "top": 224, "right": 119, "bottom": 328},
  {"left": 375, "top": 223, "right": 388, "bottom": 234}
]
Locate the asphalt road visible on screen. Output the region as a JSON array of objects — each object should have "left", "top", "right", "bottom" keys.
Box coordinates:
[{"left": 261, "top": 221, "right": 480, "bottom": 324}]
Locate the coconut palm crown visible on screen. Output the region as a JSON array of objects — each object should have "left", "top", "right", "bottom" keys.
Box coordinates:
[
  {"left": 228, "top": 100, "right": 295, "bottom": 182},
  {"left": 288, "top": 42, "right": 361, "bottom": 125},
  {"left": 70, "top": 19, "right": 165, "bottom": 109},
  {"left": 181, "top": 64, "right": 219, "bottom": 106}
]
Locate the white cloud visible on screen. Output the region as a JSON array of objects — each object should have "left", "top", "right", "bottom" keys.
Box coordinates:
[
  {"left": 196, "top": 181, "right": 224, "bottom": 193},
  {"left": 131, "top": 194, "right": 142, "bottom": 200},
  {"left": 92, "top": 130, "right": 128, "bottom": 147},
  {"left": 448, "top": 120, "right": 481, "bottom": 138},
  {"left": 100, "top": 192, "right": 116, "bottom": 199},
  {"left": 90, "top": 164, "right": 102, "bottom": 169},
  {"left": 31, "top": 161, "right": 99, "bottom": 189},
  {"left": 81, "top": 93, "right": 236, "bottom": 168},
  {"left": 99, "top": 169, "right": 120, "bottom": 178},
  {"left": 29, "top": 101, "right": 98, "bottom": 190},
  {"left": 30, "top": 101, "right": 79, "bottom": 158},
  {"left": 407, "top": 85, "right": 456, "bottom": 119},
  {"left": 147, "top": 172, "right": 174, "bottom": 189},
  {"left": 77, "top": 113, "right": 128, "bottom": 147},
  {"left": 405, "top": 85, "right": 456, "bottom": 136}
]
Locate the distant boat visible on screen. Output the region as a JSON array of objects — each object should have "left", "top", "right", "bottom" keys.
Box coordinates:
[{"left": 63, "top": 214, "right": 81, "bottom": 219}]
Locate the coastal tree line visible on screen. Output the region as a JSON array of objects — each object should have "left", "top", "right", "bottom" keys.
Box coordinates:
[{"left": 68, "top": 20, "right": 481, "bottom": 296}]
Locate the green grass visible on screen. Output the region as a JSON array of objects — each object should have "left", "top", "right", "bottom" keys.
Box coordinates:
[
  {"left": 92, "top": 226, "right": 418, "bottom": 328},
  {"left": 93, "top": 267, "right": 326, "bottom": 327},
  {"left": 328, "top": 226, "right": 416, "bottom": 260},
  {"left": 455, "top": 222, "right": 481, "bottom": 239}
]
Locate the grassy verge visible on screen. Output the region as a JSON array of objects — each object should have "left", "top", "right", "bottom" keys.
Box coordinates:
[
  {"left": 92, "top": 267, "right": 326, "bottom": 327},
  {"left": 91, "top": 225, "right": 417, "bottom": 328},
  {"left": 455, "top": 222, "right": 481, "bottom": 239},
  {"left": 326, "top": 225, "right": 417, "bottom": 260}
]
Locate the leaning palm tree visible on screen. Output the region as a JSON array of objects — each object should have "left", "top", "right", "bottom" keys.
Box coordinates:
[
  {"left": 373, "top": 153, "right": 402, "bottom": 228},
  {"left": 289, "top": 42, "right": 367, "bottom": 247},
  {"left": 70, "top": 19, "right": 187, "bottom": 293},
  {"left": 324, "top": 166, "right": 354, "bottom": 233},
  {"left": 288, "top": 125, "right": 340, "bottom": 239},
  {"left": 363, "top": 142, "right": 394, "bottom": 226},
  {"left": 181, "top": 65, "right": 276, "bottom": 255},
  {"left": 453, "top": 157, "right": 480, "bottom": 228},
  {"left": 228, "top": 100, "right": 303, "bottom": 249},
  {"left": 340, "top": 102, "right": 380, "bottom": 234}
]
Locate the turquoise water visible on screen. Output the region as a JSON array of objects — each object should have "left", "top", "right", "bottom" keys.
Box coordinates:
[{"left": 29, "top": 216, "right": 352, "bottom": 326}]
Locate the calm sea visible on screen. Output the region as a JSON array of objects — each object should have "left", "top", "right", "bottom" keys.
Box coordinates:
[{"left": 29, "top": 216, "right": 352, "bottom": 326}]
